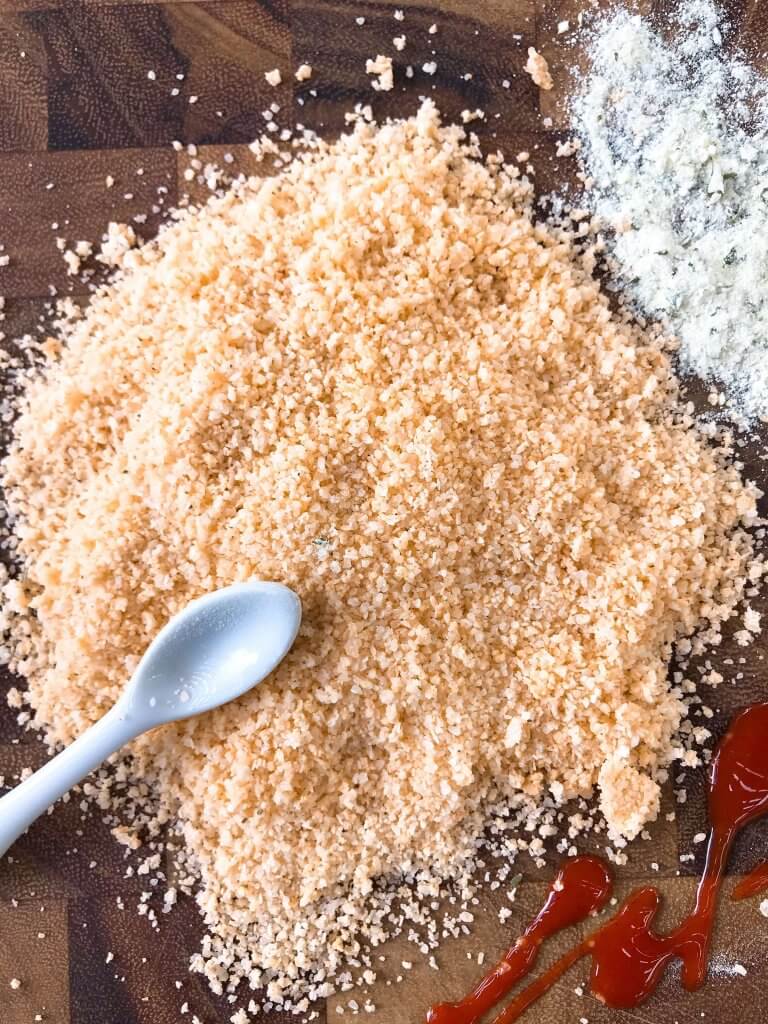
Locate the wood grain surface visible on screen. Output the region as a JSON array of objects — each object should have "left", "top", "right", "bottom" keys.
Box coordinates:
[{"left": 2, "top": 2, "right": 768, "bottom": 1022}]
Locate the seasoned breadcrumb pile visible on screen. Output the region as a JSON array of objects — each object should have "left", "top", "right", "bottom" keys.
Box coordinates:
[{"left": 0, "top": 103, "right": 759, "bottom": 1000}]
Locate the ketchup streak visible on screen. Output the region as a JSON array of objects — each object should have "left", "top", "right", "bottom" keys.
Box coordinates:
[{"left": 427, "top": 702, "right": 768, "bottom": 1024}]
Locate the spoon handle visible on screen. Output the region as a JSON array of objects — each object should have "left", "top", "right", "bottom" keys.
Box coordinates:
[{"left": 0, "top": 703, "right": 140, "bottom": 859}]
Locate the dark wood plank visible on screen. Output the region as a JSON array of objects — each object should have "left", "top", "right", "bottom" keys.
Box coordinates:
[
  {"left": 0, "top": 147, "right": 177, "bottom": 299},
  {"left": 28, "top": 4, "right": 190, "bottom": 150},
  {"left": 2, "top": 0, "right": 202, "bottom": 9},
  {"left": 163, "top": 1, "right": 292, "bottom": 145},
  {"left": 21, "top": 1, "right": 289, "bottom": 150},
  {"left": 0, "top": 897, "right": 69, "bottom": 1022},
  {"left": 0, "top": 14, "right": 48, "bottom": 151}
]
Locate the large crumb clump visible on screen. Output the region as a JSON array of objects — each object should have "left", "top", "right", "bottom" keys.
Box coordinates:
[
  {"left": 365, "top": 54, "right": 394, "bottom": 91},
  {"left": 524, "top": 47, "right": 553, "bottom": 90},
  {"left": 0, "top": 102, "right": 759, "bottom": 1000}
]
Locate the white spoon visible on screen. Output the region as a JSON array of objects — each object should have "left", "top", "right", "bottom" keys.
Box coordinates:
[{"left": 0, "top": 580, "right": 301, "bottom": 859}]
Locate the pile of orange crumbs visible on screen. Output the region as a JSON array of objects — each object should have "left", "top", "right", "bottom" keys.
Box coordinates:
[{"left": 0, "top": 101, "right": 762, "bottom": 1016}]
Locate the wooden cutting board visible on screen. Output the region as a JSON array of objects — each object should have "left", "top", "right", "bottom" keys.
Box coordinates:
[{"left": 2, "top": 1, "right": 768, "bottom": 1022}]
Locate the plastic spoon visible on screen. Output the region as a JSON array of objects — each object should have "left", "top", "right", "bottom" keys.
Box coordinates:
[{"left": 0, "top": 580, "right": 301, "bottom": 858}]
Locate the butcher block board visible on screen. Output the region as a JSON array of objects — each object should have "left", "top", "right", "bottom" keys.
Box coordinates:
[{"left": 2, "top": 1, "right": 768, "bottom": 1022}]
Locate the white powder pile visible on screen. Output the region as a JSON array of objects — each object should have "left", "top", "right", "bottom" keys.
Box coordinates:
[
  {"left": 575, "top": 0, "right": 768, "bottom": 418},
  {"left": 0, "top": 103, "right": 760, "bottom": 1004}
]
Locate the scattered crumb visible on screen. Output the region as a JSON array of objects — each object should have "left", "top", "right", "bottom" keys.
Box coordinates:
[
  {"left": 743, "top": 607, "right": 761, "bottom": 633},
  {"left": 365, "top": 55, "right": 394, "bottom": 92},
  {"left": 96, "top": 222, "right": 137, "bottom": 269},
  {"left": 111, "top": 824, "right": 142, "bottom": 850},
  {"left": 524, "top": 47, "right": 553, "bottom": 90}
]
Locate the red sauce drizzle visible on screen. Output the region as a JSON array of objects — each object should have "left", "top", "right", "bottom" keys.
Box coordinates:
[
  {"left": 732, "top": 859, "right": 768, "bottom": 901},
  {"left": 426, "top": 856, "right": 611, "bottom": 1024},
  {"left": 427, "top": 702, "right": 768, "bottom": 1024}
]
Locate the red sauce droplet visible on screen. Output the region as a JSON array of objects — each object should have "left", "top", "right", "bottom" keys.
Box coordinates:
[{"left": 426, "top": 702, "right": 768, "bottom": 1024}]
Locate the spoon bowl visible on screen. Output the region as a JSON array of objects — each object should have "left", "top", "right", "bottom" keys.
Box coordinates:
[
  {"left": 0, "top": 580, "right": 302, "bottom": 859},
  {"left": 122, "top": 581, "right": 302, "bottom": 727}
]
